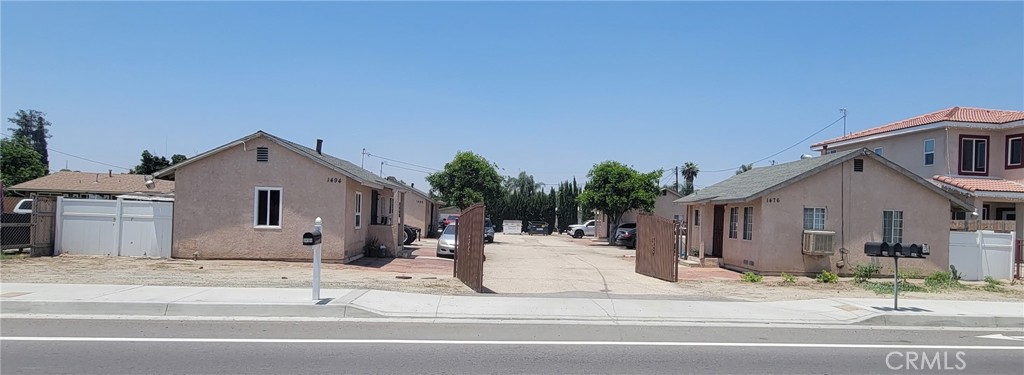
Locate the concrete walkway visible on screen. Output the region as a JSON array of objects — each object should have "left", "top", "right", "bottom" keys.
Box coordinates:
[{"left": 2, "top": 283, "right": 1021, "bottom": 328}]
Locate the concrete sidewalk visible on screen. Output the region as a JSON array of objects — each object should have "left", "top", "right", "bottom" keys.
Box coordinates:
[{"left": 1, "top": 283, "right": 1021, "bottom": 328}]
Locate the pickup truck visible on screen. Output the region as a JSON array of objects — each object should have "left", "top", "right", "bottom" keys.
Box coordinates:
[{"left": 567, "top": 220, "right": 597, "bottom": 238}]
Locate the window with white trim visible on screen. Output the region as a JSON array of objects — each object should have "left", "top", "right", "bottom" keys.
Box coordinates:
[
  {"left": 1007, "top": 135, "right": 1022, "bottom": 168},
  {"left": 803, "top": 207, "right": 825, "bottom": 230},
  {"left": 742, "top": 207, "right": 753, "bottom": 240},
  {"left": 960, "top": 137, "right": 988, "bottom": 174},
  {"left": 355, "top": 192, "right": 363, "bottom": 229},
  {"left": 883, "top": 210, "right": 903, "bottom": 244},
  {"left": 254, "top": 187, "right": 282, "bottom": 227},
  {"left": 923, "top": 139, "right": 935, "bottom": 166},
  {"left": 728, "top": 207, "right": 738, "bottom": 239},
  {"left": 873, "top": 147, "right": 883, "bottom": 156}
]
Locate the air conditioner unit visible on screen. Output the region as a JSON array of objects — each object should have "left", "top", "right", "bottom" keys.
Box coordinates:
[{"left": 802, "top": 230, "right": 836, "bottom": 256}]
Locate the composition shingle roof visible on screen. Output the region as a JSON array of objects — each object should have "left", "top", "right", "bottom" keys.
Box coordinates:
[
  {"left": 813, "top": 107, "right": 1024, "bottom": 147},
  {"left": 932, "top": 175, "right": 1024, "bottom": 193},
  {"left": 9, "top": 172, "right": 174, "bottom": 195}
]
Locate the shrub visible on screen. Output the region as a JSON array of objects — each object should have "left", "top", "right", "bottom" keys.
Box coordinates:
[
  {"left": 742, "top": 272, "right": 762, "bottom": 283},
  {"left": 816, "top": 270, "right": 839, "bottom": 284},
  {"left": 853, "top": 263, "right": 880, "bottom": 284},
  {"left": 924, "top": 271, "right": 961, "bottom": 290},
  {"left": 983, "top": 276, "right": 1006, "bottom": 292},
  {"left": 781, "top": 272, "right": 797, "bottom": 284}
]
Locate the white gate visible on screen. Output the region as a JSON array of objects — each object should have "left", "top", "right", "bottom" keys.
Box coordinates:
[
  {"left": 949, "top": 231, "right": 1015, "bottom": 281},
  {"left": 55, "top": 198, "right": 172, "bottom": 257}
]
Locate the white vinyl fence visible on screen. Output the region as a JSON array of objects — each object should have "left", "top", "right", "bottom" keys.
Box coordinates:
[
  {"left": 55, "top": 197, "right": 172, "bottom": 257},
  {"left": 948, "top": 231, "right": 1015, "bottom": 281}
]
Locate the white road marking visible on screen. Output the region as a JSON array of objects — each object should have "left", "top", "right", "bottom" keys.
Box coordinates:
[
  {"left": 977, "top": 334, "right": 1024, "bottom": 342},
  {"left": 1, "top": 336, "right": 1022, "bottom": 350}
]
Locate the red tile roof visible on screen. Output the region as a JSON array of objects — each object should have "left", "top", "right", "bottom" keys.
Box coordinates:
[
  {"left": 932, "top": 175, "right": 1024, "bottom": 193},
  {"left": 814, "top": 107, "right": 1024, "bottom": 147}
]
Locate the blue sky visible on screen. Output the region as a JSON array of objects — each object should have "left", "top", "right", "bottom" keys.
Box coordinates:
[{"left": 3, "top": 1, "right": 1022, "bottom": 191}]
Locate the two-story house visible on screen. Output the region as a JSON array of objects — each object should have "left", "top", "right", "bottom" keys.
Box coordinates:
[{"left": 812, "top": 106, "right": 1024, "bottom": 231}]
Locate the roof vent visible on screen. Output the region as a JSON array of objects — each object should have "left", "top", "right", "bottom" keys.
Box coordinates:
[
  {"left": 316, "top": 139, "right": 323, "bottom": 155},
  {"left": 257, "top": 147, "right": 269, "bottom": 162},
  {"left": 853, "top": 159, "right": 864, "bottom": 172},
  {"left": 800, "top": 154, "right": 814, "bottom": 159}
]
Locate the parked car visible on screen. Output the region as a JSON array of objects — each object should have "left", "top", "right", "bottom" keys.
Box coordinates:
[
  {"left": 614, "top": 223, "right": 637, "bottom": 248},
  {"left": 484, "top": 218, "right": 494, "bottom": 243},
  {"left": 527, "top": 221, "right": 549, "bottom": 235},
  {"left": 567, "top": 219, "right": 596, "bottom": 238},
  {"left": 12, "top": 199, "right": 32, "bottom": 214},
  {"left": 615, "top": 227, "right": 637, "bottom": 249},
  {"left": 438, "top": 214, "right": 461, "bottom": 233},
  {"left": 436, "top": 224, "right": 457, "bottom": 258}
]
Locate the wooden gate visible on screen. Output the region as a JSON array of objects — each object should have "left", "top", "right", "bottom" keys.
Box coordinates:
[
  {"left": 30, "top": 196, "right": 57, "bottom": 257},
  {"left": 454, "top": 203, "right": 486, "bottom": 292},
  {"left": 635, "top": 213, "right": 679, "bottom": 282}
]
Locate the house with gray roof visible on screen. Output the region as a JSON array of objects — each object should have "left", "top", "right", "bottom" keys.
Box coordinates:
[
  {"left": 154, "top": 131, "right": 418, "bottom": 262},
  {"left": 675, "top": 148, "right": 972, "bottom": 276}
]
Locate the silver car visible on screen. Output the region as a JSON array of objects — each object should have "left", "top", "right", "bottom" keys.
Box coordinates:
[{"left": 436, "top": 224, "right": 456, "bottom": 257}]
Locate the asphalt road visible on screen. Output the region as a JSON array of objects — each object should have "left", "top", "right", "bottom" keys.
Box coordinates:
[{"left": 2, "top": 318, "right": 1022, "bottom": 374}]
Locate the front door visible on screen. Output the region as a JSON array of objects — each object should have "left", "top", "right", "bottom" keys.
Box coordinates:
[{"left": 711, "top": 205, "right": 725, "bottom": 257}]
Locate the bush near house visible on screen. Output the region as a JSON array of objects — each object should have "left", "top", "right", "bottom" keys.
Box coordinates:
[
  {"left": 816, "top": 270, "right": 839, "bottom": 284},
  {"left": 780, "top": 272, "right": 797, "bottom": 284},
  {"left": 741, "top": 272, "right": 762, "bottom": 283},
  {"left": 853, "top": 264, "right": 880, "bottom": 284}
]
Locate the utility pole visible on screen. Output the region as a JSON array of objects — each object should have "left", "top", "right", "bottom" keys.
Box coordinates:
[
  {"left": 840, "top": 108, "right": 848, "bottom": 136},
  {"left": 380, "top": 161, "right": 385, "bottom": 177},
  {"left": 361, "top": 148, "right": 366, "bottom": 168},
  {"left": 674, "top": 166, "right": 679, "bottom": 192}
]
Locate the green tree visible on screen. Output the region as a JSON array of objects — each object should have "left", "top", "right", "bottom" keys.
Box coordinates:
[
  {"left": 681, "top": 162, "right": 700, "bottom": 195},
  {"left": 427, "top": 151, "right": 503, "bottom": 210},
  {"left": 735, "top": 163, "right": 753, "bottom": 175},
  {"left": 131, "top": 150, "right": 187, "bottom": 175},
  {"left": 7, "top": 110, "right": 53, "bottom": 174},
  {"left": 0, "top": 136, "right": 46, "bottom": 187},
  {"left": 578, "top": 161, "right": 661, "bottom": 243}
]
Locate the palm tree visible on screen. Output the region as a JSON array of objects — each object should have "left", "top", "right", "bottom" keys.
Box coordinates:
[
  {"left": 735, "top": 164, "right": 753, "bottom": 175},
  {"left": 681, "top": 162, "right": 699, "bottom": 195}
]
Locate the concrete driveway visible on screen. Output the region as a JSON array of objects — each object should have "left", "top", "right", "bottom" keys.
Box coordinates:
[{"left": 483, "top": 233, "right": 692, "bottom": 297}]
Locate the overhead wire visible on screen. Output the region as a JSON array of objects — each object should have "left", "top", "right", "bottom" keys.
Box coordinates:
[
  {"left": 382, "top": 162, "right": 433, "bottom": 175},
  {"left": 364, "top": 151, "right": 441, "bottom": 172}
]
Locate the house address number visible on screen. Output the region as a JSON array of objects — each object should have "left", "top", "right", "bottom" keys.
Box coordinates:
[
  {"left": 766, "top": 197, "right": 780, "bottom": 203},
  {"left": 326, "top": 177, "right": 344, "bottom": 184}
]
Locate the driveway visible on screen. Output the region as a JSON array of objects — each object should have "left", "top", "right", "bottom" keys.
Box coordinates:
[{"left": 483, "top": 233, "right": 693, "bottom": 297}]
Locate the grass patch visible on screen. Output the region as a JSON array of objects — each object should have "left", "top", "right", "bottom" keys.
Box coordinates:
[
  {"left": 741, "top": 272, "right": 763, "bottom": 283},
  {"left": 0, "top": 252, "right": 27, "bottom": 260},
  {"left": 816, "top": 270, "right": 839, "bottom": 284},
  {"left": 781, "top": 272, "right": 797, "bottom": 284},
  {"left": 982, "top": 276, "right": 1006, "bottom": 293},
  {"left": 853, "top": 263, "right": 880, "bottom": 284},
  {"left": 861, "top": 280, "right": 928, "bottom": 295},
  {"left": 923, "top": 270, "right": 963, "bottom": 291}
]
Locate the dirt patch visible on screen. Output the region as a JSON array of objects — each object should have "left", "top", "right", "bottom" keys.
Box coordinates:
[{"left": 1, "top": 254, "right": 472, "bottom": 295}]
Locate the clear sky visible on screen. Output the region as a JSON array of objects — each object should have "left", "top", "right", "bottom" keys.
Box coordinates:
[{"left": 3, "top": 1, "right": 1022, "bottom": 191}]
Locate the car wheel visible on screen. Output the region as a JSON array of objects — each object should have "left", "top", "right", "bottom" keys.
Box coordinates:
[
  {"left": 403, "top": 227, "right": 416, "bottom": 245},
  {"left": 573, "top": 230, "right": 583, "bottom": 238}
]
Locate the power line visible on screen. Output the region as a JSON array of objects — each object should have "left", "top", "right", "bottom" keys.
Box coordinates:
[
  {"left": 382, "top": 161, "right": 433, "bottom": 175},
  {"left": 696, "top": 114, "right": 847, "bottom": 174},
  {"left": 48, "top": 148, "right": 132, "bottom": 171},
  {"left": 363, "top": 151, "right": 441, "bottom": 172}
]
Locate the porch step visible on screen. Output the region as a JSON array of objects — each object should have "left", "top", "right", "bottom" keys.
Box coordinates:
[{"left": 678, "top": 257, "right": 721, "bottom": 268}]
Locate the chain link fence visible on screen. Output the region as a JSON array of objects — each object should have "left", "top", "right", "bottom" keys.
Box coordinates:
[{"left": 1, "top": 213, "right": 32, "bottom": 250}]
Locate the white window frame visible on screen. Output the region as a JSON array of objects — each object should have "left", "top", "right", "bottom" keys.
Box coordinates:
[
  {"left": 873, "top": 147, "right": 883, "bottom": 156},
  {"left": 253, "top": 187, "right": 283, "bottom": 229},
  {"left": 960, "top": 137, "right": 988, "bottom": 174},
  {"left": 1007, "top": 136, "right": 1022, "bottom": 167},
  {"left": 803, "top": 207, "right": 826, "bottom": 230},
  {"left": 883, "top": 210, "right": 904, "bottom": 244},
  {"left": 728, "top": 207, "right": 738, "bottom": 239},
  {"left": 742, "top": 207, "right": 753, "bottom": 241},
  {"left": 355, "top": 192, "right": 363, "bottom": 229},
  {"left": 923, "top": 139, "right": 935, "bottom": 166}
]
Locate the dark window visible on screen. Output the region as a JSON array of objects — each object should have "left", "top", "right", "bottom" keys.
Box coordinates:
[
  {"left": 924, "top": 139, "right": 935, "bottom": 166},
  {"left": 883, "top": 210, "right": 903, "bottom": 244},
  {"left": 743, "top": 207, "right": 753, "bottom": 240},
  {"left": 1007, "top": 135, "right": 1022, "bottom": 168},
  {"left": 255, "top": 188, "right": 282, "bottom": 227},
  {"left": 960, "top": 136, "right": 988, "bottom": 174},
  {"left": 728, "top": 207, "right": 738, "bottom": 238},
  {"left": 853, "top": 159, "right": 864, "bottom": 172},
  {"left": 694, "top": 209, "right": 701, "bottom": 226},
  {"left": 257, "top": 147, "right": 269, "bottom": 162}
]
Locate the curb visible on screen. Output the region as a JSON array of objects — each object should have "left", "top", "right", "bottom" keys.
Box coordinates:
[{"left": 857, "top": 314, "right": 1024, "bottom": 329}]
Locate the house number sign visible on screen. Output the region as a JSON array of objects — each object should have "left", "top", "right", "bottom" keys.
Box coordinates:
[
  {"left": 326, "top": 177, "right": 344, "bottom": 184},
  {"left": 766, "top": 197, "right": 780, "bottom": 203}
]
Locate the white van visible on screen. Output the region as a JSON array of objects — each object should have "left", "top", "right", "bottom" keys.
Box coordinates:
[{"left": 12, "top": 199, "right": 32, "bottom": 214}]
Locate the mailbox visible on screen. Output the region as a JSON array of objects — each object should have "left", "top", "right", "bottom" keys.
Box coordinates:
[
  {"left": 891, "top": 243, "right": 902, "bottom": 257},
  {"left": 864, "top": 242, "right": 889, "bottom": 257},
  {"left": 302, "top": 230, "right": 322, "bottom": 246},
  {"left": 903, "top": 244, "right": 924, "bottom": 258}
]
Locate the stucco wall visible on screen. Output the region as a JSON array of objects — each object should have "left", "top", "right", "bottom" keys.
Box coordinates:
[
  {"left": 734, "top": 156, "right": 951, "bottom": 276},
  {"left": 172, "top": 138, "right": 350, "bottom": 261},
  {"left": 404, "top": 194, "right": 430, "bottom": 231},
  {"left": 345, "top": 178, "right": 375, "bottom": 258},
  {"left": 654, "top": 193, "right": 686, "bottom": 222}
]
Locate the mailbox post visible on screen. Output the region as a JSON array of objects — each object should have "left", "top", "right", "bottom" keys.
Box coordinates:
[
  {"left": 302, "top": 217, "right": 323, "bottom": 300},
  {"left": 864, "top": 241, "right": 929, "bottom": 311}
]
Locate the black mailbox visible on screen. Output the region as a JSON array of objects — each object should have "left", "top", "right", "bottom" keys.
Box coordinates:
[
  {"left": 864, "top": 242, "right": 889, "bottom": 257},
  {"left": 904, "top": 244, "right": 924, "bottom": 258},
  {"left": 891, "top": 243, "right": 902, "bottom": 257},
  {"left": 302, "top": 230, "right": 322, "bottom": 246}
]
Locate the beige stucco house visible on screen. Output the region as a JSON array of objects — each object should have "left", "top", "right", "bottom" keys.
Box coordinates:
[
  {"left": 676, "top": 148, "right": 972, "bottom": 276},
  {"left": 385, "top": 176, "right": 440, "bottom": 236},
  {"left": 812, "top": 106, "right": 1024, "bottom": 234},
  {"left": 153, "top": 131, "right": 415, "bottom": 262}
]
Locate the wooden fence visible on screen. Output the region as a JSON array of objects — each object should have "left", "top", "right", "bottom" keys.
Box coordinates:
[
  {"left": 950, "top": 220, "right": 1016, "bottom": 232},
  {"left": 454, "top": 203, "right": 486, "bottom": 293},
  {"left": 635, "top": 213, "right": 679, "bottom": 282}
]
